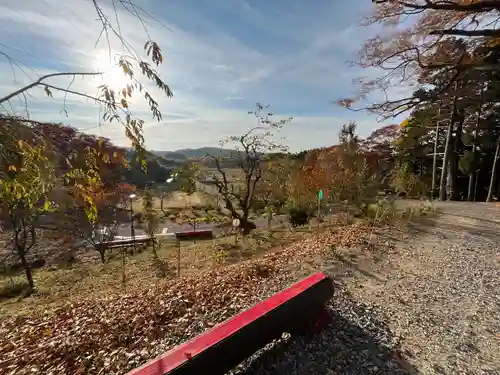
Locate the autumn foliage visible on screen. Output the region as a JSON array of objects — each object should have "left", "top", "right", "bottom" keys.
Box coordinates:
[
  {"left": 296, "top": 123, "right": 399, "bottom": 206},
  {"left": 342, "top": 1, "right": 500, "bottom": 117},
  {"left": 92, "top": 183, "right": 137, "bottom": 209}
]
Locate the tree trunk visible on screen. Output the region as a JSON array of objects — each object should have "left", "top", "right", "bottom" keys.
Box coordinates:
[
  {"left": 151, "top": 237, "right": 158, "bottom": 258},
  {"left": 98, "top": 249, "right": 106, "bottom": 264},
  {"left": 448, "top": 119, "right": 463, "bottom": 201},
  {"left": 13, "top": 221, "right": 35, "bottom": 291},
  {"left": 467, "top": 173, "right": 475, "bottom": 202},
  {"left": 486, "top": 138, "right": 500, "bottom": 202},
  {"left": 18, "top": 249, "right": 34, "bottom": 290},
  {"left": 439, "top": 119, "right": 454, "bottom": 201},
  {"left": 239, "top": 215, "right": 256, "bottom": 235},
  {"left": 160, "top": 195, "right": 167, "bottom": 216},
  {"left": 496, "top": 169, "right": 500, "bottom": 199},
  {"left": 121, "top": 247, "right": 126, "bottom": 284}
]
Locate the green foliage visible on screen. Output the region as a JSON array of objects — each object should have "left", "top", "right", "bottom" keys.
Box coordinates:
[
  {"left": 390, "top": 163, "right": 429, "bottom": 197},
  {"left": 459, "top": 150, "right": 477, "bottom": 175},
  {"left": 177, "top": 162, "right": 199, "bottom": 195},
  {"left": 0, "top": 133, "right": 60, "bottom": 289},
  {"left": 175, "top": 207, "right": 224, "bottom": 230},
  {"left": 1, "top": 144, "right": 55, "bottom": 211},
  {"left": 363, "top": 197, "right": 397, "bottom": 225}
]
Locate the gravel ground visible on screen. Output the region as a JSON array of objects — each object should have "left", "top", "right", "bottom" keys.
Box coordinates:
[
  {"left": 230, "top": 287, "right": 416, "bottom": 375},
  {"left": 230, "top": 202, "right": 500, "bottom": 375}
]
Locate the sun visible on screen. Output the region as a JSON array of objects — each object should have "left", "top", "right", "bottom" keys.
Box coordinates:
[{"left": 92, "top": 55, "right": 131, "bottom": 91}]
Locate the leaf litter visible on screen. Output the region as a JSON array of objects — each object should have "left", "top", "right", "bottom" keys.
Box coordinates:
[{"left": 0, "top": 223, "right": 371, "bottom": 375}]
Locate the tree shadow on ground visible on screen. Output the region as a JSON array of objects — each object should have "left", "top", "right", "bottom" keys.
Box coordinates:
[
  {"left": 233, "top": 284, "right": 419, "bottom": 375},
  {"left": 405, "top": 215, "right": 499, "bottom": 242},
  {"left": 438, "top": 211, "right": 500, "bottom": 225},
  {"left": 327, "top": 252, "right": 386, "bottom": 283}
]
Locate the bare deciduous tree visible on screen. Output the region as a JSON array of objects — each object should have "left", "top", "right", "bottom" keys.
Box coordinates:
[
  {"left": 206, "top": 104, "right": 291, "bottom": 235},
  {"left": 341, "top": 0, "right": 500, "bottom": 118}
]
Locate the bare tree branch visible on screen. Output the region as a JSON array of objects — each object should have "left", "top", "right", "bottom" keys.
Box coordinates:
[
  {"left": 430, "top": 28, "right": 500, "bottom": 37},
  {"left": 373, "top": 0, "right": 500, "bottom": 12},
  {"left": 0, "top": 72, "right": 101, "bottom": 106}
]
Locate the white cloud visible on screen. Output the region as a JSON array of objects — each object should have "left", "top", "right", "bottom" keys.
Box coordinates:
[{"left": 0, "top": 0, "right": 406, "bottom": 152}]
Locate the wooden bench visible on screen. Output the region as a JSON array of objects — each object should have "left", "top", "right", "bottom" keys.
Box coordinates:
[
  {"left": 127, "top": 272, "right": 334, "bottom": 375},
  {"left": 94, "top": 237, "right": 155, "bottom": 251},
  {"left": 95, "top": 230, "right": 214, "bottom": 251}
]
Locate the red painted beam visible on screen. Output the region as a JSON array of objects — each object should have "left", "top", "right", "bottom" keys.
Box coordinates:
[
  {"left": 127, "top": 272, "right": 332, "bottom": 375},
  {"left": 174, "top": 230, "right": 213, "bottom": 240}
]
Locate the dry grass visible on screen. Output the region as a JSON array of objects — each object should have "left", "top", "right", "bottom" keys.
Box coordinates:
[
  {"left": 0, "top": 201, "right": 434, "bottom": 318},
  {"left": 0, "top": 221, "right": 337, "bottom": 317},
  {"left": 128, "top": 191, "right": 215, "bottom": 213}
]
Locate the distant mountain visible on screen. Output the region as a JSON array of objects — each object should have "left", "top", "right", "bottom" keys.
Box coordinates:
[
  {"left": 151, "top": 150, "right": 187, "bottom": 160},
  {"left": 152, "top": 147, "right": 236, "bottom": 160},
  {"left": 127, "top": 146, "right": 295, "bottom": 173}
]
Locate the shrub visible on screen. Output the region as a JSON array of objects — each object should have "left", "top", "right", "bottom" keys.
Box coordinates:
[
  {"left": 365, "top": 203, "right": 380, "bottom": 219},
  {"left": 0, "top": 281, "right": 31, "bottom": 300},
  {"left": 287, "top": 207, "right": 310, "bottom": 227},
  {"left": 363, "top": 197, "right": 397, "bottom": 225},
  {"left": 390, "top": 164, "right": 429, "bottom": 198}
]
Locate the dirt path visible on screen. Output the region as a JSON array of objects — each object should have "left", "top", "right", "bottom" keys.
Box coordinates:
[
  {"left": 349, "top": 209, "right": 499, "bottom": 374},
  {"left": 235, "top": 203, "right": 500, "bottom": 375}
]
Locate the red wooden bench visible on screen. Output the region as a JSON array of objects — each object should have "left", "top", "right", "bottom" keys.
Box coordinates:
[
  {"left": 174, "top": 230, "right": 213, "bottom": 241},
  {"left": 127, "top": 272, "right": 333, "bottom": 375}
]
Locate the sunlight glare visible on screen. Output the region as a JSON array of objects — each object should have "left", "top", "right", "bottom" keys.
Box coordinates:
[{"left": 92, "top": 55, "right": 130, "bottom": 90}]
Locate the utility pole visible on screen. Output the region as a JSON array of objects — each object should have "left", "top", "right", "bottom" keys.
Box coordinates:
[
  {"left": 439, "top": 82, "right": 459, "bottom": 201},
  {"left": 468, "top": 86, "right": 484, "bottom": 201},
  {"left": 430, "top": 105, "right": 447, "bottom": 199},
  {"left": 486, "top": 137, "right": 500, "bottom": 202},
  {"left": 431, "top": 122, "right": 439, "bottom": 195}
]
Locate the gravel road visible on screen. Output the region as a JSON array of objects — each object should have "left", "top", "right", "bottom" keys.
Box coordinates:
[{"left": 231, "top": 202, "right": 500, "bottom": 375}]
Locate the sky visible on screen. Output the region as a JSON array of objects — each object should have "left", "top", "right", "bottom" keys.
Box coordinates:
[{"left": 0, "top": 0, "right": 407, "bottom": 152}]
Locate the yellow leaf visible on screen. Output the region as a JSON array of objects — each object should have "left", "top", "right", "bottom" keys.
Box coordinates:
[
  {"left": 18, "top": 140, "right": 24, "bottom": 148},
  {"left": 488, "top": 38, "right": 500, "bottom": 47},
  {"left": 8, "top": 165, "right": 16, "bottom": 171}
]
